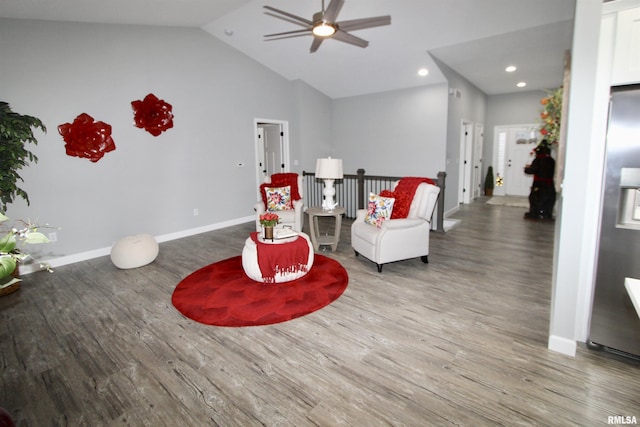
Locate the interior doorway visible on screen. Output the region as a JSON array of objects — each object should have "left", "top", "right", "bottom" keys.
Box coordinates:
[
  {"left": 493, "top": 125, "right": 538, "bottom": 196},
  {"left": 254, "top": 119, "right": 290, "bottom": 191}
]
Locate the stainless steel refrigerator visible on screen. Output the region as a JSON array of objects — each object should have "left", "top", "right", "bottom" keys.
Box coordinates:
[{"left": 589, "top": 84, "right": 640, "bottom": 359}]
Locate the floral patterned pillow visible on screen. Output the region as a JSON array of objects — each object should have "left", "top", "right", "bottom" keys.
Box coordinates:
[
  {"left": 265, "top": 186, "right": 293, "bottom": 211},
  {"left": 364, "top": 193, "right": 395, "bottom": 227}
]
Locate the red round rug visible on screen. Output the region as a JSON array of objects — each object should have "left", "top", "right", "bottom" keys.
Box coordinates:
[{"left": 171, "top": 254, "right": 348, "bottom": 327}]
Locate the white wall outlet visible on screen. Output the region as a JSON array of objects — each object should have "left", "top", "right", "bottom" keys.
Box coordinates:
[
  {"left": 193, "top": 208, "right": 199, "bottom": 216},
  {"left": 48, "top": 232, "right": 57, "bottom": 242}
]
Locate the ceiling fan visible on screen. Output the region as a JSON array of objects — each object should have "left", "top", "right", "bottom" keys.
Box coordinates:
[{"left": 263, "top": 0, "right": 391, "bottom": 53}]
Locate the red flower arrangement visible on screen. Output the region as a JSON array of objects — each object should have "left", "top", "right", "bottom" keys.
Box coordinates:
[
  {"left": 259, "top": 212, "right": 279, "bottom": 227},
  {"left": 131, "top": 93, "right": 174, "bottom": 136},
  {"left": 58, "top": 113, "right": 116, "bottom": 162}
]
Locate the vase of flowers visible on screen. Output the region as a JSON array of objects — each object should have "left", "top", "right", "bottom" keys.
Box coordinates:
[
  {"left": 259, "top": 212, "right": 279, "bottom": 241},
  {"left": 0, "top": 213, "right": 52, "bottom": 296}
]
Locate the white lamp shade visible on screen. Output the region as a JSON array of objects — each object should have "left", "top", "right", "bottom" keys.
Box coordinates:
[{"left": 315, "top": 157, "right": 343, "bottom": 179}]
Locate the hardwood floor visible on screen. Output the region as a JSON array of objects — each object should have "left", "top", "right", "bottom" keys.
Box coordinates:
[{"left": 1, "top": 200, "right": 638, "bottom": 426}]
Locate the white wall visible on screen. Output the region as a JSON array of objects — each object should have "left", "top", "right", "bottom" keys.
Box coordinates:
[
  {"left": 331, "top": 84, "right": 448, "bottom": 189},
  {"left": 548, "top": 0, "right": 610, "bottom": 356},
  {"left": 0, "top": 18, "right": 331, "bottom": 265}
]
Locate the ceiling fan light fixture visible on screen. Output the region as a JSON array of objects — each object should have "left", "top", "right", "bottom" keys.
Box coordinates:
[
  {"left": 263, "top": 1, "right": 391, "bottom": 52},
  {"left": 312, "top": 21, "right": 336, "bottom": 37}
]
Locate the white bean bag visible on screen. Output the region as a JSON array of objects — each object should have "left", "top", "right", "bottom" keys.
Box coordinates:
[{"left": 110, "top": 234, "right": 159, "bottom": 269}]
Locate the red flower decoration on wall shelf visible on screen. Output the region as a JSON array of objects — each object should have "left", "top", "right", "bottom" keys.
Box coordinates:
[
  {"left": 131, "top": 93, "right": 174, "bottom": 136},
  {"left": 58, "top": 113, "right": 116, "bottom": 163}
]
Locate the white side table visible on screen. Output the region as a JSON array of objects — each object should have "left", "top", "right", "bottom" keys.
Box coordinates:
[{"left": 305, "top": 206, "right": 345, "bottom": 252}]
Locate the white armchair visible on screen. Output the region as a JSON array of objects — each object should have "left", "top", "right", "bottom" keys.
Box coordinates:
[
  {"left": 351, "top": 182, "right": 440, "bottom": 272},
  {"left": 254, "top": 173, "right": 304, "bottom": 232}
]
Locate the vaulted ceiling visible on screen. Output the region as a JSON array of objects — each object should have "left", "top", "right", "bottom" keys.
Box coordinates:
[{"left": 0, "top": 0, "right": 576, "bottom": 99}]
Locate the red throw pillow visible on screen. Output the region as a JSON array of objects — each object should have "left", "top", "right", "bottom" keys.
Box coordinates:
[{"left": 261, "top": 173, "right": 301, "bottom": 209}]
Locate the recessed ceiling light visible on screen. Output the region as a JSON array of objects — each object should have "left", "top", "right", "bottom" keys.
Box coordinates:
[
  {"left": 505, "top": 65, "right": 517, "bottom": 73},
  {"left": 418, "top": 68, "right": 429, "bottom": 77},
  {"left": 517, "top": 82, "right": 527, "bottom": 88}
]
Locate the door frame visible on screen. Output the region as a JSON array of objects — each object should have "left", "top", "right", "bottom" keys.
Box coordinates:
[
  {"left": 493, "top": 124, "right": 538, "bottom": 197},
  {"left": 254, "top": 118, "right": 290, "bottom": 193},
  {"left": 472, "top": 123, "right": 484, "bottom": 199},
  {"left": 458, "top": 119, "right": 474, "bottom": 204}
]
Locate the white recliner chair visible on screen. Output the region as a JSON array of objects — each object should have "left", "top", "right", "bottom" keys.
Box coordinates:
[
  {"left": 351, "top": 182, "right": 440, "bottom": 272},
  {"left": 254, "top": 173, "right": 304, "bottom": 232}
]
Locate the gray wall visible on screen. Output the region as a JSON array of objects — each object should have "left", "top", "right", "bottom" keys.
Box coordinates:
[
  {"left": 291, "top": 80, "right": 333, "bottom": 172},
  {"left": 331, "top": 84, "right": 448, "bottom": 189},
  {"left": 0, "top": 18, "right": 331, "bottom": 263},
  {"left": 432, "top": 58, "right": 487, "bottom": 211}
]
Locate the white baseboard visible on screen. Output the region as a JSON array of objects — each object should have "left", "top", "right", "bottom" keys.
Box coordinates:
[
  {"left": 154, "top": 215, "right": 254, "bottom": 243},
  {"left": 444, "top": 205, "right": 459, "bottom": 217},
  {"left": 20, "top": 215, "right": 255, "bottom": 274},
  {"left": 443, "top": 219, "right": 461, "bottom": 232},
  {"left": 548, "top": 335, "right": 577, "bottom": 357}
]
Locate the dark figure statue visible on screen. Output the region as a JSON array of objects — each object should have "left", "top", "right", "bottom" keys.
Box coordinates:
[{"left": 524, "top": 141, "right": 556, "bottom": 220}]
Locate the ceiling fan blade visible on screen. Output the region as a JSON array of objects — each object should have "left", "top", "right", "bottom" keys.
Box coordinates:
[
  {"left": 264, "top": 28, "right": 312, "bottom": 38},
  {"left": 310, "top": 37, "right": 324, "bottom": 53},
  {"left": 264, "top": 12, "right": 311, "bottom": 29},
  {"left": 332, "top": 30, "right": 369, "bottom": 48},
  {"left": 263, "top": 6, "right": 312, "bottom": 26},
  {"left": 265, "top": 33, "right": 313, "bottom": 42},
  {"left": 323, "top": 0, "right": 345, "bottom": 22},
  {"left": 337, "top": 15, "right": 391, "bottom": 32}
]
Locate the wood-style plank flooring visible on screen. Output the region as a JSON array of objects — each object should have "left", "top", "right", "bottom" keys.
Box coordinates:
[{"left": 1, "top": 199, "right": 639, "bottom": 426}]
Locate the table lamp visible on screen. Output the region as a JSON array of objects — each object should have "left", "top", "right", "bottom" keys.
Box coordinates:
[{"left": 315, "top": 157, "right": 343, "bottom": 211}]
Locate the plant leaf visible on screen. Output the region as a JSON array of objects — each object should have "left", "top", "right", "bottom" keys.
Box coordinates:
[
  {"left": 0, "top": 233, "right": 16, "bottom": 253},
  {"left": 24, "top": 232, "right": 49, "bottom": 244},
  {"left": 0, "top": 276, "right": 21, "bottom": 288},
  {"left": 0, "top": 256, "right": 17, "bottom": 278}
]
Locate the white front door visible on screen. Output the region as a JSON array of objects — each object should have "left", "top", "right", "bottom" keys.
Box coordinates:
[{"left": 494, "top": 125, "right": 538, "bottom": 197}]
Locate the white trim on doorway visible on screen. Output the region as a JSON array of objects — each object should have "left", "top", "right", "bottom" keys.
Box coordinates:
[
  {"left": 253, "top": 118, "right": 290, "bottom": 194},
  {"left": 458, "top": 119, "right": 474, "bottom": 204}
]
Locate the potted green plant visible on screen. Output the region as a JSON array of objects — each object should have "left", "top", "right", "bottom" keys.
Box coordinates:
[
  {"left": 0, "top": 213, "right": 51, "bottom": 295},
  {"left": 484, "top": 166, "right": 495, "bottom": 196},
  {"left": 0, "top": 101, "right": 46, "bottom": 213},
  {"left": 0, "top": 102, "right": 49, "bottom": 295}
]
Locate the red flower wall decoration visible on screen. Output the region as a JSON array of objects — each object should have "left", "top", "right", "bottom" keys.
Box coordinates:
[
  {"left": 58, "top": 113, "right": 116, "bottom": 163},
  {"left": 131, "top": 93, "right": 174, "bottom": 136}
]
